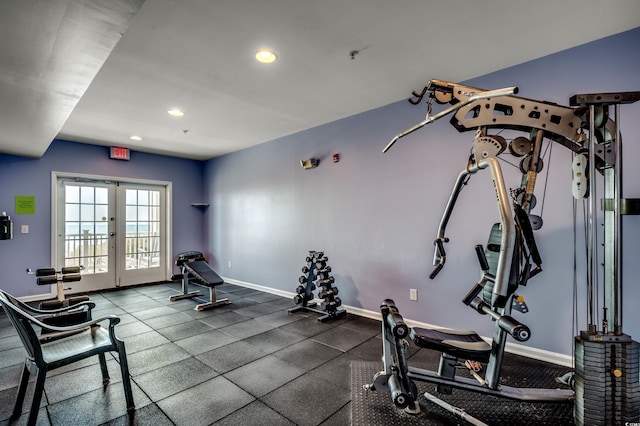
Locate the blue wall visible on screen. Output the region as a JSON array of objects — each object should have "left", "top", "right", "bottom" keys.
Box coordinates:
[
  {"left": 204, "top": 27, "right": 640, "bottom": 356},
  {"left": 0, "top": 140, "right": 205, "bottom": 297},
  {"left": 0, "top": 28, "right": 638, "bottom": 356}
]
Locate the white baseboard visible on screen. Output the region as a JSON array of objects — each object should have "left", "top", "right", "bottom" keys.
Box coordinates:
[
  {"left": 18, "top": 291, "right": 55, "bottom": 303},
  {"left": 223, "top": 277, "right": 573, "bottom": 367}
]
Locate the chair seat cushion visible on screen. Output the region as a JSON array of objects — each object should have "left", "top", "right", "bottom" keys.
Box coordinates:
[
  {"left": 411, "top": 327, "right": 492, "bottom": 363},
  {"left": 42, "top": 326, "right": 113, "bottom": 364}
]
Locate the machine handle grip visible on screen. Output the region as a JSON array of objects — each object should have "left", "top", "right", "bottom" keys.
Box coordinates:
[
  {"left": 475, "top": 245, "right": 490, "bottom": 271},
  {"left": 462, "top": 283, "right": 484, "bottom": 306},
  {"left": 429, "top": 264, "right": 444, "bottom": 280},
  {"left": 383, "top": 85, "right": 518, "bottom": 153},
  {"left": 430, "top": 238, "right": 447, "bottom": 279}
]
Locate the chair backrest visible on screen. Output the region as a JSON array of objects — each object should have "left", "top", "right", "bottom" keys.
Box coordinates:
[{"left": 0, "top": 290, "right": 43, "bottom": 363}]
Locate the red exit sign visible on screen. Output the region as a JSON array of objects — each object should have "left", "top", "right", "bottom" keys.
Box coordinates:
[{"left": 110, "top": 146, "right": 130, "bottom": 160}]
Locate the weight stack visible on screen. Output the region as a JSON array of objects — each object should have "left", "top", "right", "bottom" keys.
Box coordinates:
[{"left": 574, "top": 333, "right": 640, "bottom": 425}]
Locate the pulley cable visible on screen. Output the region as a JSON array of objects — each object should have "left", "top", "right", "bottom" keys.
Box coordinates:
[
  {"left": 572, "top": 195, "right": 579, "bottom": 367},
  {"left": 538, "top": 139, "right": 553, "bottom": 219}
]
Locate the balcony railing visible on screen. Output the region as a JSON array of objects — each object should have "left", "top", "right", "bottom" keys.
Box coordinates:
[{"left": 64, "top": 230, "right": 160, "bottom": 273}]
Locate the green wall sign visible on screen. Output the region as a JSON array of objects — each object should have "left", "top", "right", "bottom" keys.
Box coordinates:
[{"left": 15, "top": 195, "right": 35, "bottom": 214}]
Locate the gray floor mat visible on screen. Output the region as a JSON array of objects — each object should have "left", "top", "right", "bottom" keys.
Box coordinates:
[{"left": 351, "top": 361, "right": 573, "bottom": 425}]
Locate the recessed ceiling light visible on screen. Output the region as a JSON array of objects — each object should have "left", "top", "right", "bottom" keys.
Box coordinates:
[
  {"left": 255, "top": 49, "right": 277, "bottom": 64},
  {"left": 168, "top": 109, "right": 185, "bottom": 117},
  {"left": 129, "top": 135, "right": 142, "bottom": 141}
]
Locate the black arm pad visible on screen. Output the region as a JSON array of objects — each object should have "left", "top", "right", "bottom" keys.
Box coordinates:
[{"left": 475, "top": 245, "right": 490, "bottom": 271}]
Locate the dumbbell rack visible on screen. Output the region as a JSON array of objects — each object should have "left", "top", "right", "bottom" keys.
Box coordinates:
[{"left": 289, "top": 251, "right": 346, "bottom": 322}]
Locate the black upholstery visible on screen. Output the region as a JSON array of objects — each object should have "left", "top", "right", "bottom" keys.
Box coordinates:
[
  {"left": 411, "top": 327, "right": 492, "bottom": 363},
  {"left": 482, "top": 223, "right": 521, "bottom": 307},
  {"left": 185, "top": 260, "right": 224, "bottom": 287},
  {"left": 170, "top": 251, "right": 230, "bottom": 310}
]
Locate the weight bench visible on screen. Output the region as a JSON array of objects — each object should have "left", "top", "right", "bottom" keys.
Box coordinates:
[
  {"left": 29, "top": 266, "right": 91, "bottom": 329},
  {"left": 169, "top": 251, "right": 230, "bottom": 311}
]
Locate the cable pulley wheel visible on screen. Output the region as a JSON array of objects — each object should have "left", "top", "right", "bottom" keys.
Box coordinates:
[
  {"left": 474, "top": 135, "right": 507, "bottom": 159},
  {"left": 519, "top": 155, "right": 544, "bottom": 174},
  {"left": 595, "top": 126, "right": 613, "bottom": 143},
  {"left": 516, "top": 192, "right": 537, "bottom": 210},
  {"left": 528, "top": 214, "right": 543, "bottom": 230},
  {"left": 434, "top": 90, "right": 453, "bottom": 104},
  {"left": 509, "top": 137, "right": 533, "bottom": 157},
  {"left": 586, "top": 105, "right": 609, "bottom": 128}
]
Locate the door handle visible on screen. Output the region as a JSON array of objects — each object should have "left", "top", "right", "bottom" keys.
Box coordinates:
[{"left": 109, "top": 232, "right": 116, "bottom": 237}]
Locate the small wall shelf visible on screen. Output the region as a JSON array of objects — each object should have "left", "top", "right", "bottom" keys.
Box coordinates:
[{"left": 191, "top": 203, "right": 210, "bottom": 208}]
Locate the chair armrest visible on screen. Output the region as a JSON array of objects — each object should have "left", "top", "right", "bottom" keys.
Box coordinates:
[
  {"left": 38, "top": 326, "right": 92, "bottom": 343},
  {"left": 22, "top": 301, "right": 96, "bottom": 317},
  {"left": 33, "top": 314, "right": 121, "bottom": 336}
]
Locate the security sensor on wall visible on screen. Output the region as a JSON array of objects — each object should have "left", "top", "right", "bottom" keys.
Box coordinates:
[{"left": 300, "top": 158, "right": 319, "bottom": 169}]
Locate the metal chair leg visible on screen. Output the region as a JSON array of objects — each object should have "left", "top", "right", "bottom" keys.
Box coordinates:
[
  {"left": 12, "top": 363, "right": 30, "bottom": 419},
  {"left": 98, "top": 352, "right": 110, "bottom": 386},
  {"left": 28, "top": 370, "right": 47, "bottom": 426},
  {"left": 117, "top": 342, "right": 135, "bottom": 412}
]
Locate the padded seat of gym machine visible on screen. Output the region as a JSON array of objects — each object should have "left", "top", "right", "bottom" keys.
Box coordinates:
[
  {"left": 411, "top": 327, "right": 492, "bottom": 363},
  {"left": 184, "top": 261, "right": 224, "bottom": 287}
]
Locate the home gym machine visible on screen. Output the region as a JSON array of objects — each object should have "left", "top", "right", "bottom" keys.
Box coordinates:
[
  {"left": 366, "top": 79, "right": 640, "bottom": 425},
  {"left": 169, "top": 251, "right": 230, "bottom": 311}
]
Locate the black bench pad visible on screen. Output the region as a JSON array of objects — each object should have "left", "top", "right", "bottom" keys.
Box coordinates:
[
  {"left": 411, "top": 327, "right": 492, "bottom": 363},
  {"left": 184, "top": 260, "right": 224, "bottom": 287}
]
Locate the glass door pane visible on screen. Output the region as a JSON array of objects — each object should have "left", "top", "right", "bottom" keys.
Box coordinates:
[
  {"left": 118, "top": 184, "right": 166, "bottom": 286},
  {"left": 58, "top": 181, "right": 116, "bottom": 292},
  {"left": 125, "top": 188, "right": 161, "bottom": 269}
]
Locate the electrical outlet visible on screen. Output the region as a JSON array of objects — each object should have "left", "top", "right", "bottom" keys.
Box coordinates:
[
  {"left": 228, "top": 260, "right": 232, "bottom": 268},
  {"left": 410, "top": 288, "right": 418, "bottom": 301}
]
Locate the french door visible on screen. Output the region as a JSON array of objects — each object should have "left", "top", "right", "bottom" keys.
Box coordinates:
[{"left": 54, "top": 175, "right": 169, "bottom": 294}]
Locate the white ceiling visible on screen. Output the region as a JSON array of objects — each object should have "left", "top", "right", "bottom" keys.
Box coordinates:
[{"left": 2, "top": 0, "right": 640, "bottom": 160}]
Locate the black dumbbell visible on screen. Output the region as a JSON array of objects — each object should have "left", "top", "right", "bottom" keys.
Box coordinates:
[
  {"left": 315, "top": 259, "right": 328, "bottom": 269},
  {"left": 316, "top": 277, "right": 335, "bottom": 286},
  {"left": 319, "top": 287, "right": 339, "bottom": 298},
  {"left": 321, "top": 298, "right": 341, "bottom": 311}
]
